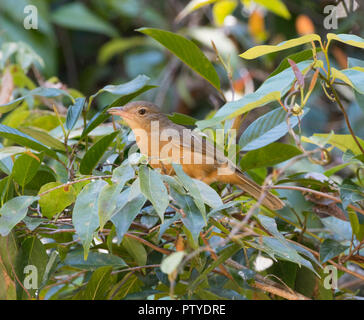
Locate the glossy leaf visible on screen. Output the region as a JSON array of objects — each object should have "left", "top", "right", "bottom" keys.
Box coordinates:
[
  {"left": 320, "top": 239, "right": 348, "bottom": 263},
  {"left": 193, "top": 179, "right": 223, "bottom": 208},
  {"left": 63, "top": 250, "right": 126, "bottom": 270},
  {"left": 73, "top": 180, "right": 108, "bottom": 260},
  {"left": 111, "top": 193, "right": 147, "bottom": 244},
  {"left": 340, "top": 180, "right": 364, "bottom": 210},
  {"left": 240, "top": 143, "right": 302, "bottom": 171},
  {"left": 139, "top": 165, "right": 169, "bottom": 222},
  {"left": 173, "top": 163, "right": 206, "bottom": 219},
  {"left": 331, "top": 67, "right": 364, "bottom": 94},
  {"left": 327, "top": 33, "right": 364, "bottom": 49},
  {"left": 98, "top": 165, "right": 135, "bottom": 230},
  {"left": 66, "top": 97, "right": 86, "bottom": 131},
  {"left": 138, "top": 28, "right": 220, "bottom": 90},
  {"left": 171, "top": 187, "right": 206, "bottom": 243},
  {"left": 0, "top": 196, "right": 39, "bottom": 236},
  {"left": 239, "top": 107, "right": 307, "bottom": 151},
  {"left": 161, "top": 251, "right": 185, "bottom": 275}
]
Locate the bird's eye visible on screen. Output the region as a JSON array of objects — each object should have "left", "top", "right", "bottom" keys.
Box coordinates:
[{"left": 138, "top": 108, "right": 146, "bottom": 115}]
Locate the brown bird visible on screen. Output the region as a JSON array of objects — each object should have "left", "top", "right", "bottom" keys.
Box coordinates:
[{"left": 108, "top": 101, "right": 284, "bottom": 210}]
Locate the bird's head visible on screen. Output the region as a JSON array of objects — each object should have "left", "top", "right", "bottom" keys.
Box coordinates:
[{"left": 108, "top": 101, "right": 168, "bottom": 130}]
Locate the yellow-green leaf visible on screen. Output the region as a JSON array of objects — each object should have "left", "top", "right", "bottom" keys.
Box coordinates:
[
  {"left": 213, "top": 0, "right": 237, "bottom": 26},
  {"left": 38, "top": 182, "right": 77, "bottom": 219},
  {"left": 314, "top": 133, "right": 364, "bottom": 155},
  {"left": 240, "top": 34, "right": 321, "bottom": 60},
  {"left": 327, "top": 33, "right": 364, "bottom": 49},
  {"left": 254, "top": 0, "right": 291, "bottom": 19}
]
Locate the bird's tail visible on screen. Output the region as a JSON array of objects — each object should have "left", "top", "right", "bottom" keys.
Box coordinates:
[{"left": 234, "top": 173, "right": 284, "bottom": 210}]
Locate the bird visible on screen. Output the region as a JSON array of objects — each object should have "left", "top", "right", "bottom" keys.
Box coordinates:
[{"left": 108, "top": 101, "right": 284, "bottom": 210}]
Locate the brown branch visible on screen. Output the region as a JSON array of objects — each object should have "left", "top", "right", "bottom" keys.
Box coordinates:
[{"left": 272, "top": 185, "right": 364, "bottom": 216}]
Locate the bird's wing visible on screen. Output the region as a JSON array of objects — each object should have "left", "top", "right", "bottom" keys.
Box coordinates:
[{"left": 170, "top": 126, "right": 236, "bottom": 168}]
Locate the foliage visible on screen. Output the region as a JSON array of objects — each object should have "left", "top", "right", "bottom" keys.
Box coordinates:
[{"left": 0, "top": 0, "right": 364, "bottom": 301}]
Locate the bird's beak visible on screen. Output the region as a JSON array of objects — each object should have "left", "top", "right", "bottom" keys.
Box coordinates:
[{"left": 107, "top": 107, "right": 132, "bottom": 120}]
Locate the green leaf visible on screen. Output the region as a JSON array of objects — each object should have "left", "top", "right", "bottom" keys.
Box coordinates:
[
  {"left": 18, "top": 237, "right": 49, "bottom": 298},
  {"left": 313, "top": 133, "right": 364, "bottom": 156},
  {"left": 348, "top": 57, "right": 364, "bottom": 114},
  {"left": 0, "top": 146, "right": 26, "bottom": 161},
  {"left": 340, "top": 180, "right": 364, "bottom": 210},
  {"left": 18, "top": 127, "right": 66, "bottom": 151},
  {"left": 239, "top": 107, "right": 308, "bottom": 151},
  {"left": 78, "top": 266, "right": 115, "bottom": 300},
  {"left": 161, "top": 251, "right": 185, "bottom": 275},
  {"left": 173, "top": 163, "right": 206, "bottom": 219},
  {"left": 197, "top": 60, "right": 312, "bottom": 129},
  {"left": 0, "top": 196, "right": 39, "bottom": 236},
  {"left": 240, "top": 34, "right": 320, "bottom": 60},
  {"left": 170, "top": 187, "right": 206, "bottom": 243},
  {"left": 79, "top": 131, "right": 118, "bottom": 175},
  {"left": 261, "top": 237, "right": 317, "bottom": 275},
  {"left": 30, "top": 87, "right": 73, "bottom": 102},
  {"left": 320, "top": 239, "right": 348, "bottom": 263},
  {"left": 63, "top": 250, "right": 127, "bottom": 270},
  {"left": 257, "top": 216, "right": 319, "bottom": 274},
  {"left": 12, "top": 153, "right": 42, "bottom": 187},
  {"left": 95, "top": 74, "right": 151, "bottom": 96},
  {"left": 240, "top": 143, "right": 302, "bottom": 171},
  {"left": 138, "top": 28, "right": 220, "bottom": 90},
  {"left": 51, "top": 2, "right": 118, "bottom": 37},
  {"left": 331, "top": 67, "right": 364, "bottom": 94},
  {"left": 0, "top": 124, "right": 59, "bottom": 159},
  {"left": 139, "top": 165, "right": 169, "bottom": 222},
  {"left": 0, "top": 97, "right": 25, "bottom": 114},
  {"left": 167, "top": 113, "right": 197, "bottom": 126},
  {"left": 122, "top": 237, "right": 147, "bottom": 266},
  {"left": 38, "top": 182, "right": 77, "bottom": 219},
  {"left": 112, "top": 193, "right": 147, "bottom": 244},
  {"left": 193, "top": 179, "right": 223, "bottom": 208},
  {"left": 66, "top": 97, "right": 85, "bottom": 131},
  {"left": 327, "top": 33, "right": 364, "bottom": 49},
  {"left": 0, "top": 87, "right": 73, "bottom": 114},
  {"left": 98, "top": 165, "right": 135, "bottom": 230},
  {"left": 348, "top": 208, "right": 364, "bottom": 241},
  {"left": 24, "top": 165, "right": 57, "bottom": 192},
  {"left": 73, "top": 180, "right": 108, "bottom": 260},
  {"left": 269, "top": 48, "right": 320, "bottom": 78},
  {"left": 254, "top": 0, "right": 291, "bottom": 19}
]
